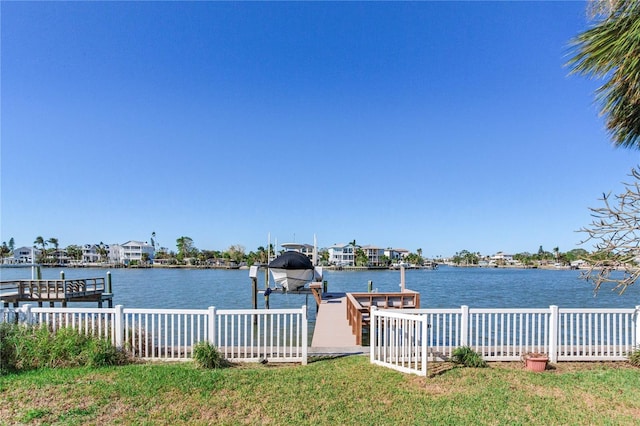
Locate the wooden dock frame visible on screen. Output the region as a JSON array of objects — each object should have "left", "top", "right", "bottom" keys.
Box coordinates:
[
  {"left": 0, "top": 275, "right": 114, "bottom": 308},
  {"left": 249, "top": 265, "right": 324, "bottom": 311},
  {"left": 345, "top": 290, "right": 420, "bottom": 345}
]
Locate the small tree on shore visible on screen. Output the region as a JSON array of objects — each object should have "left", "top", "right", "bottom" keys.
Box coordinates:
[
  {"left": 176, "top": 236, "right": 195, "bottom": 263},
  {"left": 226, "top": 245, "right": 245, "bottom": 265},
  {"left": 579, "top": 167, "right": 640, "bottom": 294}
]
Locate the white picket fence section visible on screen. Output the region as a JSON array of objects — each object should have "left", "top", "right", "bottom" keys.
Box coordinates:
[
  {"left": 369, "top": 307, "right": 429, "bottom": 376},
  {"left": 1, "top": 304, "right": 308, "bottom": 364},
  {"left": 4, "top": 303, "right": 639, "bottom": 375},
  {"left": 371, "top": 305, "right": 640, "bottom": 376}
]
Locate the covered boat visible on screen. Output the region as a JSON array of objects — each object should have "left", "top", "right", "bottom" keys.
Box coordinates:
[{"left": 268, "top": 251, "right": 315, "bottom": 291}]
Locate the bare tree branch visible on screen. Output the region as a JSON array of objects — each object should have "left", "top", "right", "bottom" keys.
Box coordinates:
[{"left": 579, "top": 167, "right": 640, "bottom": 294}]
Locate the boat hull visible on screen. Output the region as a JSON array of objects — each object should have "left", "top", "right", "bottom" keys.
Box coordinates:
[{"left": 270, "top": 268, "right": 314, "bottom": 291}]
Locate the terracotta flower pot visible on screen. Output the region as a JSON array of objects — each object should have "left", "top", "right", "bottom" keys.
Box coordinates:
[{"left": 524, "top": 354, "right": 548, "bottom": 372}]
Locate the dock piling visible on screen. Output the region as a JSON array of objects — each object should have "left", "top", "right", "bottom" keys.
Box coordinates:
[
  {"left": 106, "top": 272, "right": 112, "bottom": 294},
  {"left": 264, "top": 287, "right": 271, "bottom": 309}
]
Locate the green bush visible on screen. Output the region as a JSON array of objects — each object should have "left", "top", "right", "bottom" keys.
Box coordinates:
[
  {"left": 87, "top": 337, "right": 128, "bottom": 367},
  {"left": 451, "top": 346, "right": 488, "bottom": 368},
  {"left": 193, "top": 341, "right": 227, "bottom": 369},
  {"left": 0, "top": 322, "right": 19, "bottom": 373},
  {"left": 628, "top": 347, "right": 640, "bottom": 367},
  {"left": 0, "top": 323, "right": 127, "bottom": 374}
]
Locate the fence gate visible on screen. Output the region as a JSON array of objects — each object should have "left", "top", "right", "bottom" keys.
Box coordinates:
[{"left": 370, "top": 307, "right": 428, "bottom": 376}]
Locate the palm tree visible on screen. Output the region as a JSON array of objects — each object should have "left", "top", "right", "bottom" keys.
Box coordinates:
[
  {"left": 256, "top": 246, "right": 268, "bottom": 264},
  {"left": 96, "top": 242, "right": 108, "bottom": 264},
  {"left": 349, "top": 239, "right": 359, "bottom": 266},
  {"left": 48, "top": 237, "right": 59, "bottom": 264},
  {"left": 568, "top": 1, "right": 640, "bottom": 148},
  {"left": 34, "top": 236, "right": 47, "bottom": 263}
]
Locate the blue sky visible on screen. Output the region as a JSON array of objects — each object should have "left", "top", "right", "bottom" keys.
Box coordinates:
[{"left": 2, "top": 1, "right": 639, "bottom": 258}]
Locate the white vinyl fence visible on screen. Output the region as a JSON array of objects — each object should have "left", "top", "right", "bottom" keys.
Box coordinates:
[
  {"left": 371, "top": 305, "right": 640, "bottom": 376},
  {"left": 370, "top": 307, "right": 429, "bottom": 376},
  {"left": 1, "top": 304, "right": 308, "bottom": 364}
]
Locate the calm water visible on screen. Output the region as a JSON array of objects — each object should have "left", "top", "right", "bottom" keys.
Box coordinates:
[{"left": 2, "top": 266, "right": 638, "bottom": 324}]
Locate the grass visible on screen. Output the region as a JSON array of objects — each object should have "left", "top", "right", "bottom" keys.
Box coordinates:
[{"left": 1, "top": 357, "right": 639, "bottom": 425}]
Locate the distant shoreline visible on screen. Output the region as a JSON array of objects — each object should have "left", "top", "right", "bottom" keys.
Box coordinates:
[{"left": 1, "top": 263, "right": 583, "bottom": 271}]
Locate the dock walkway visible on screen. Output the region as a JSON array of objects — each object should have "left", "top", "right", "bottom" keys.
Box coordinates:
[{"left": 311, "top": 293, "right": 362, "bottom": 353}]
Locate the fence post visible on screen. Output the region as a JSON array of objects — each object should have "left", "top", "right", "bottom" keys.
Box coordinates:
[
  {"left": 114, "top": 305, "right": 124, "bottom": 350},
  {"left": 370, "top": 306, "right": 377, "bottom": 364},
  {"left": 301, "top": 305, "right": 308, "bottom": 365},
  {"left": 549, "top": 305, "right": 559, "bottom": 363},
  {"left": 635, "top": 306, "right": 640, "bottom": 348},
  {"left": 421, "top": 313, "right": 428, "bottom": 376},
  {"left": 208, "top": 306, "right": 216, "bottom": 346},
  {"left": 460, "top": 305, "right": 469, "bottom": 347},
  {"left": 23, "top": 304, "right": 32, "bottom": 324}
]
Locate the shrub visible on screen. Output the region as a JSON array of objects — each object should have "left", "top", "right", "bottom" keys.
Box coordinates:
[
  {"left": 451, "top": 346, "right": 488, "bottom": 368},
  {"left": 628, "top": 347, "right": 640, "bottom": 367},
  {"left": 0, "top": 322, "right": 20, "bottom": 373},
  {"left": 86, "top": 337, "right": 127, "bottom": 367},
  {"left": 0, "top": 323, "right": 128, "bottom": 374},
  {"left": 193, "top": 341, "right": 227, "bottom": 369}
]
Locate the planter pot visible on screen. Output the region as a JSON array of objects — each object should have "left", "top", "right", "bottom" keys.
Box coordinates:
[{"left": 524, "top": 356, "right": 548, "bottom": 372}]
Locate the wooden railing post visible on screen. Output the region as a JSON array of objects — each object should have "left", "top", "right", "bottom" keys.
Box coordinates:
[
  {"left": 460, "top": 305, "right": 469, "bottom": 347},
  {"left": 549, "top": 305, "right": 559, "bottom": 363},
  {"left": 356, "top": 311, "right": 362, "bottom": 345}
]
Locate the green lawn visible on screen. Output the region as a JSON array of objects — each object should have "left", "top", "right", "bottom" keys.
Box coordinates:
[{"left": 1, "top": 356, "right": 639, "bottom": 425}]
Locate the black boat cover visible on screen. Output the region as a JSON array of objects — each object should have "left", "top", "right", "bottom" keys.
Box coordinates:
[{"left": 268, "top": 251, "right": 313, "bottom": 270}]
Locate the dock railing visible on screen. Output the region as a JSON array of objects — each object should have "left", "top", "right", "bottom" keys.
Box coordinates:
[
  {"left": 346, "top": 291, "right": 420, "bottom": 345},
  {"left": 0, "top": 278, "right": 106, "bottom": 302},
  {"left": 0, "top": 304, "right": 308, "bottom": 365}
]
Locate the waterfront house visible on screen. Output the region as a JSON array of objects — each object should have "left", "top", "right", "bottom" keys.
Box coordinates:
[
  {"left": 120, "top": 240, "right": 155, "bottom": 265},
  {"left": 82, "top": 243, "right": 125, "bottom": 265},
  {"left": 490, "top": 252, "right": 517, "bottom": 266},
  {"left": 384, "top": 248, "right": 409, "bottom": 262},
  {"left": 8, "top": 246, "right": 40, "bottom": 264},
  {"left": 328, "top": 243, "right": 356, "bottom": 266},
  {"left": 82, "top": 244, "right": 104, "bottom": 263},
  {"left": 361, "top": 245, "right": 384, "bottom": 267},
  {"left": 280, "top": 242, "right": 315, "bottom": 261}
]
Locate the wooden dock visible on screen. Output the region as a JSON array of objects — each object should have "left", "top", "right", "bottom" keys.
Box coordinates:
[
  {"left": 310, "top": 290, "right": 420, "bottom": 352},
  {"left": 0, "top": 278, "right": 113, "bottom": 307},
  {"left": 311, "top": 293, "right": 358, "bottom": 350}
]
